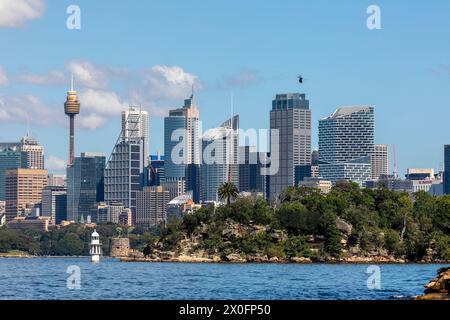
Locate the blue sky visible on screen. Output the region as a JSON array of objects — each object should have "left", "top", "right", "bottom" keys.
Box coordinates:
[{"left": 0, "top": 0, "right": 449, "bottom": 175}]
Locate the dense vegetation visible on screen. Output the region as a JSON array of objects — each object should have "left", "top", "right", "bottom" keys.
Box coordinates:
[
  {"left": 1, "top": 181, "right": 449, "bottom": 261},
  {"left": 153, "top": 182, "right": 450, "bottom": 261},
  {"left": 0, "top": 223, "right": 157, "bottom": 256}
]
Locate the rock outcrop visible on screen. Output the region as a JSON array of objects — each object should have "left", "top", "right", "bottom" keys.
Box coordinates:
[{"left": 416, "top": 267, "right": 450, "bottom": 300}]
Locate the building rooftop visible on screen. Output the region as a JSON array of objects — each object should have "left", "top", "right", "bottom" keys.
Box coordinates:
[{"left": 321, "top": 105, "right": 373, "bottom": 120}]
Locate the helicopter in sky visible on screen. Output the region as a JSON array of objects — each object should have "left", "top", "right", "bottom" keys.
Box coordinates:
[{"left": 297, "top": 74, "right": 303, "bottom": 84}]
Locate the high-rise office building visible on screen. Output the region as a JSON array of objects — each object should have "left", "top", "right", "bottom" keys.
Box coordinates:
[
  {"left": 41, "top": 186, "right": 67, "bottom": 225},
  {"left": 164, "top": 94, "right": 200, "bottom": 181},
  {"left": 319, "top": 106, "right": 374, "bottom": 185},
  {"left": 64, "top": 78, "right": 81, "bottom": 166},
  {"left": 185, "top": 163, "right": 200, "bottom": 203},
  {"left": 238, "top": 146, "right": 265, "bottom": 194},
  {"left": 97, "top": 201, "right": 124, "bottom": 224},
  {"left": 122, "top": 106, "right": 149, "bottom": 166},
  {"left": 0, "top": 142, "right": 22, "bottom": 201},
  {"left": 5, "top": 169, "right": 48, "bottom": 222},
  {"left": 161, "top": 180, "right": 185, "bottom": 201},
  {"left": 269, "top": 93, "right": 311, "bottom": 200},
  {"left": 135, "top": 186, "right": 170, "bottom": 228},
  {"left": 201, "top": 115, "right": 239, "bottom": 202},
  {"left": 104, "top": 139, "right": 147, "bottom": 225},
  {"left": 444, "top": 145, "right": 450, "bottom": 194},
  {"left": 119, "top": 208, "right": 133, "bottom": 226},
  {"left": 48, "top": 173, "right": 67, "bottom": 187},
  {"left": 20, "top": 135, "right": 44, "bottom": 169},
  {"left": 67, "top": 152, "right": 105, "bottom": 222},
  {"left": 371, "top": 144, "right": 388, "bottom": 180},
  {"left": 148, "top": 153, "right": 165, "bottom": 186}
]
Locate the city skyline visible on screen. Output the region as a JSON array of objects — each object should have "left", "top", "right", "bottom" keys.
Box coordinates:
[{"left": 1, "top": 1, "right": 450, "bottom": 176}]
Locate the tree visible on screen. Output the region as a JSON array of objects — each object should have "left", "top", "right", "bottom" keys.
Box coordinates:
[{"left": 218, "top": 182, "right": 239, "bottom": 205}]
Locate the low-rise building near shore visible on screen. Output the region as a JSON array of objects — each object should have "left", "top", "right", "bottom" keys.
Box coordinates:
[{"left": 7, "top": 216, "right": 50, "bottom": 232}]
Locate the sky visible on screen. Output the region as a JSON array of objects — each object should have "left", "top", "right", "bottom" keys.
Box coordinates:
[{"left": 0, "top": 0, "right": 450, "bottom": 175}]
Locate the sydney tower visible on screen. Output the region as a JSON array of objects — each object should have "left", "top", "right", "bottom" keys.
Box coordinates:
[{"left": 64, "top": 77, "right": 80, "bottom": 166}]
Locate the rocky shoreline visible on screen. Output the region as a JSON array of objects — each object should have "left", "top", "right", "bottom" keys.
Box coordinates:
[
  {"left": 416, "top": 267, "right": 450, "bottom": 300},
  {"left": 119, "top": 252, "right": 449, "bottom": 264}
]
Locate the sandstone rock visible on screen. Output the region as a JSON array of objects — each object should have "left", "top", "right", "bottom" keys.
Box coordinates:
[
  {"left": 349, "top": 246, "right": 360, "bottom": 255},
  {"left": 222, "top": 253, "right": 246, "bottom": 263},
  {"left": 416, "top": 267, "right": 450, "bottom": 300},
  {"left": 290, "top": 257, "right": 312, "bottom": 263},
  {"left": 336, "top": 217, "right": 353, "bottom": 235}
]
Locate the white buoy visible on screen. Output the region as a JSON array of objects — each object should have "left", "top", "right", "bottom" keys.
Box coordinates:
[{"left": 90, "top": 229, "right": 102, "bottom": 263}]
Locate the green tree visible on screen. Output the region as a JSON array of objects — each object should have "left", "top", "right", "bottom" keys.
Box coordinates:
[{"left": 218, "top": 182, "right": 239, "bottom": 205}]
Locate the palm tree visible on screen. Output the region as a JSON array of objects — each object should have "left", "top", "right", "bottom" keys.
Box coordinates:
[{"left": 218, "top": 181, "right": 239, "bottom": 205}]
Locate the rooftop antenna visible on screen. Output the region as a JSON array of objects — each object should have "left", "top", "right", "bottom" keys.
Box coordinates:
[
  {"left": 70, "top": 74, "right": 74, "bottom": 91},
  {"left": 228, "top": 92, "right": 234, "bottom": 183},
  {"left": 26, "top": 113, "right": 30, "bottom": 137},
  {"left": 393, "top": 144, "right": 397, "bottom": 179}
]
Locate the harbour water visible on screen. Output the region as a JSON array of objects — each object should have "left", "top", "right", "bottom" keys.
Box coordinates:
[{"left": 0, "top": 258, "right": 446, "bottom": 300}]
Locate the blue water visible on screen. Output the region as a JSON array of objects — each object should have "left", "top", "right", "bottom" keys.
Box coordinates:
[{"left": 0, "top": 258, "right": 446, "bottom": 300}]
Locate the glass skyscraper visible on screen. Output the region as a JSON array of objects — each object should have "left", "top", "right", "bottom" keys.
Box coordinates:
[
  {"left": 444, "top": 145, "right": 450, "bottom": 195},
  {"left": 269, "top": 93, "right": 311, "bottom": 200},
  {"left": 164, "top": 94, "right": 200, "bottom": 181},
  {"left": 104, "top": 139, "right": 146, "bottom": 224},
  {"left": 67, "top": 152, "right": 105, "bottom": 222},
  {"left": 318, "top": 106, "right": 374, "bottom": 185},
  {"left": 201, "top": 115, "right": 239, "bottom": 202},
  {"left": 0, "top": 142, "right": 23, "bottom": 201}
]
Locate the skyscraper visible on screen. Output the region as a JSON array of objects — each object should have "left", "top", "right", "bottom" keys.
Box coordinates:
[
  {"left": 64, "top": 78, "right": 81, "bottom": 166},
  {"left": 371, "top": 144, "right": 388, "bottom": 180},
  {"left": 148, "top": 153, "right": 165, "bottom": 186},
  {"left": 67, "top": 152, "right": 105, "bottom": 222},
  {"left": 269, "top": 93, "right": 311, "bottom": 200},
  {"left": 201, "top": 115, "right": 239, "bottom": 202},
  {"left": 0, "top": 142, "right": 22, "bottom": 201},
  {"left": 5, "top": 169, "right": 48, "bottom": 222},
  {"left": 444, "top": 145, "right": 450, "bottom": 194},
  {"left": 238, "top": 146, "right": 265, "bottom": 194},
  {"left": 41, "top": 186, "right": 67, "bottom": 225},
  {"left": 20, "top": 135, "right": 44, "bottom": 169},
  {"left": 122, "top": 106, "right": 149, "bottom": 165},
  {"left": 164, "top": 94, "right": 200, "bottom": 181},
  {"left": 135, "top": 186, "right": 170, "bottom": 228},
  {"left": 104, "top": 139, "right": 147, "bottom": 224},
  {"left": 319, "top": 106, "right": 374, "bottom": 185}
]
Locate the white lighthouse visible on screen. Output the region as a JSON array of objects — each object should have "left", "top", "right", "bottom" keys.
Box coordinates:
[{"left": 90, "top": 229, "right": 102, "bottom": 263}]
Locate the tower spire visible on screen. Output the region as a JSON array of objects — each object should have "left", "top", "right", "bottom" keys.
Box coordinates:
[{"left": 228, "top": 92, "right": 234, "bottom": 183}]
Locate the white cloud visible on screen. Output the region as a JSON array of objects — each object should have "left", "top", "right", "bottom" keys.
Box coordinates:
[
  {"left": 46, "top": 155, "right": 66, "bottom": 171},
  {"left": 0, "top": 65, "right": 9, "bottom": 85},
  {"left": 66, "top": 60, "right": 109, "bottom": 89},
  {"left": 140, "top": 65, "right": 201, "bottom": 101},
  {"left": 0, "top": 94, "right": 58, "bottom": 125},
  {"left": 79, "top": 89, "right": 127, "bottom": 116},
  {"left": 129, "top": 65, "right": 202, "bottom": 117},
  {"left": 19, "top": 70, "right": 66, "bottom": 85},
  {"left": 7, "top": 63, "right": 202, "bottom": 130},
  {"left": 78, "top": 113, "right": 107, "bottom": 130},
  {"left": 0, "top": 0, "right": 45, "bottom": 28}
]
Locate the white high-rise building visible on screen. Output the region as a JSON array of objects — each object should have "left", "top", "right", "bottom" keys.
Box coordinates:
[
  {"left": 371, "top": 144, "right": 389, "bottom": 180},
  {"left": 319, "top": 106, "right": 374, "bottom": 186},
  {"left": 201, "top": 115, "right": 239, "bottom": 202},
  {"left": 122, "top": 106, "right": 149, "bottom": 166},
  {"left": 20, "top": 135, "right": 44, "bottom": 170}
]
